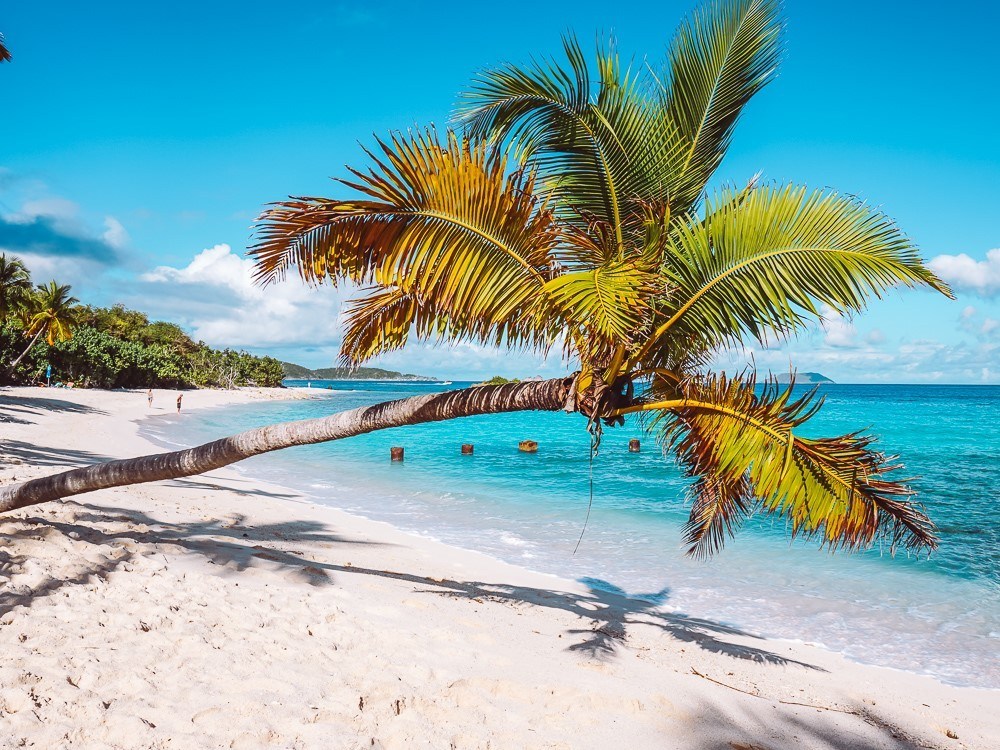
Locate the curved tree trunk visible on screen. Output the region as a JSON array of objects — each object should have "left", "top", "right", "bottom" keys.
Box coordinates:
[
  {"left": 8, "top": 327, "right": 43, "bottom": 373},
  {"left": 0, "top": 377, "right": 574, "bottom": 514}
]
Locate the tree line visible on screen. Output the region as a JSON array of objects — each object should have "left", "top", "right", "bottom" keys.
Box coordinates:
[{"left": 0, "top": 253, "right": 284, "bottom": 389}]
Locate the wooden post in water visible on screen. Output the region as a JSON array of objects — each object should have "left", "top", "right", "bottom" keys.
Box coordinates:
[
  {"left": 629, "top": 439, "right": 641, "bottom": 453},
  {"left": 518, "top": 440, "right": 538, "bottom": 453},
  {"left": 461, "top": 444, "right": 474, "bottom": 455},
  {"left": 390, "top": 446, "right": 404, "bottom": 462}
]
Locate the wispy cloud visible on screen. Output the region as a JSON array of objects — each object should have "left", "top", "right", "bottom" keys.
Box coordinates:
[{"left": 0, "top": 212, "right": 122, "bottom": 264}]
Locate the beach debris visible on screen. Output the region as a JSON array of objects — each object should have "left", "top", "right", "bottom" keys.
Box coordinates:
[
  {"left": 518, "top": 440, "right": 538, "bottom": 453},
  {"left": 390, "top": 446, "right": 404, "bottom": 462},
  {"left": 461, "top": 443, "right": 474, "bottom": 455},
  {"left": 629, "top": 438, "right": 641, "bottom": 452},
  {"left": 945, "top": 729, "right": 958, "bottom": 739}
]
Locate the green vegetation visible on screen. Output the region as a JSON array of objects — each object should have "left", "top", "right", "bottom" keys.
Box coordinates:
[
  {"left": 0, "top": 253, "right": 284, "bottom": 388},
  {"left": 476, "top": 375, "right": 520, "bottom": 386},
  {"left": 280, "top": 363, "right": 434, "bottom": 381}
]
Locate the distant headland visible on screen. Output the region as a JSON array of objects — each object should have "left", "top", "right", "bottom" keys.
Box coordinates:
[
  {"left": 281, "top": 362, "right": 436, "bottom": 381},
  {"left": 772, "top": 371, "right": 835, "bottom": 384}
]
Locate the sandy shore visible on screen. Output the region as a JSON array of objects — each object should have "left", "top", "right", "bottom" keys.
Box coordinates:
[{"left": 1, "top": 386, "right": 997, "bottom": 749}]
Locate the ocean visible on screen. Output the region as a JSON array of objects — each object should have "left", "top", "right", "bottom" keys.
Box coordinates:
[{"left": 142, "top": 381, "right": 1000, "bottom": 689}]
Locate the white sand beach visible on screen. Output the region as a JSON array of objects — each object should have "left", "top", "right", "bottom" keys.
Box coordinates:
[{"left": 1, "top": 386, "right": 997, "bottom": 749}]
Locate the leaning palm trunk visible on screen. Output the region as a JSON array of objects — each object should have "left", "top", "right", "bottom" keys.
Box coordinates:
[
  {"left": 0, "top": 378, "right": 573, "bottom": 514},
  {"left": 7, "top": 327, "right": 43, "bottom": 373}
]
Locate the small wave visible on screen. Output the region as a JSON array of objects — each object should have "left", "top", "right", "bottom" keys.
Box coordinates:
[{"left": 500, "top": 533, "right": 529, "bottom": 547}]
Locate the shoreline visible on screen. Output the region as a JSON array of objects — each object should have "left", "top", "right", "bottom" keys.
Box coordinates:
[{"left": 1, "top": 385, "right": 998, "bottom": 748}]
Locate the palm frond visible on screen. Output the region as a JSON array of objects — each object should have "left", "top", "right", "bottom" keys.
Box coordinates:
[
  {"left": 624, "top": 372, "right": 937, "bottom": 556},
  {"left": 458, "top": 36, "right": 686, "bottom": 246},
  {"left": 339, "top": 284, "right": 558, "bottom": 365},
  {"left": 340, "top": 287, "right": 429, "bottom": 364},
  {"left": 251, "top": 130, "right": 563, "bottom": 361},
  {"left": 542, "top": 258, "right": 654, "bottom": 345},
  {"left": 634, "top": 184, "right": 952, "bottom": 368},
  {"left": 660, "top": 0, "right": 783, "bottom": 212},
  {"left": 683, "top": 472, "right": 754, "bottom": 558},
  {"left": 0, "top": 33, "right": 11, "bottom": 63}
]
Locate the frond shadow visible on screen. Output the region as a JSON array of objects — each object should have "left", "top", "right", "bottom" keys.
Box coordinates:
[
  {"left": 165, "top": 477, "right": 301, "bottom": 500},
  {"left": 688, "top": 698, "right": 946, "bottom": 750},
  {"left": 0, "top": 440, "right": 111, "bottom": 468},
  {"left": 7, "top": 500, "right": 824, "bottom": 671},
  {"left": 0, "top": 394, "right": 107, "bottom": 419}
]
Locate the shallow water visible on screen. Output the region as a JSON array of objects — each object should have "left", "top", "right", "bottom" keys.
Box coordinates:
[{"left": 143, "top": 381, "right": 1000, "bottom": 688}]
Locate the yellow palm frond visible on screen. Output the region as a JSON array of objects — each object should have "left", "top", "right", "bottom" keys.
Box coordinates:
[
  {"left": 252, "top": 130, "right": 563, "bottom": 362},
  {"left": 618, "top": 372, "right": 936, "bottom": 557},
  {"left": 542, "top": 259, "right": 654, "bottom": 346},
  {"left": 633, "top": 184, "right": 952, "bottom": 369}
]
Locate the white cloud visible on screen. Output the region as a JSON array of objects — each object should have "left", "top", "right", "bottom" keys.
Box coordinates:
[
  {"left": 928, "top": 248, "right": 1000, "bottom": 297},
  {"left": 140, "top": 243, "right": 349, "bottom": 349},
  {"left": 369, "top": 341, "right": 572, "bottom": 380},
  {"left": 819, "top": 304, "right": 857, "bottom": 348}
]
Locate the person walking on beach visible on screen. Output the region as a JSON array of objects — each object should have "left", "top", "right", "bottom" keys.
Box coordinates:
[
  {"left": 176, "top": 393, "right": 183, "bottom": 413},
  {"left": 147, "top": 389, "right": 153, "bottom": 408}
]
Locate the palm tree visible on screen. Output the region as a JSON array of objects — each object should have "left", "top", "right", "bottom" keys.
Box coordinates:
[
  {"left": 0, "top": 253, "right": 33, "bottom": 321},
  {"left": 8, "top": 281, "right": 80, "bottom": 371},
  {"left": 0, "top": 32, "right": 11, "bottom": 63},
  {"left": 0, "top": 0, "right": 951, "bottom": 559}
]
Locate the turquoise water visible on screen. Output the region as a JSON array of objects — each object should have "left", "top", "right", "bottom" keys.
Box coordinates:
[{"left": 143, "top": 381, "right": 1000, "bottom": 688}]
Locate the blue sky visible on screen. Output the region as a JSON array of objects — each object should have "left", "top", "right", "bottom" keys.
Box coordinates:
[{"left": 1, "top": 0, "right": 998, "bottom": 382}]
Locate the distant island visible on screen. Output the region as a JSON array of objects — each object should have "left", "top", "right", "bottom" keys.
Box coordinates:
[
  {"left": 281, "top": 362, "right": 436, "bottom": 381},
  {"left": 772, "top": 371, "right": 835, "bottom": 384}
]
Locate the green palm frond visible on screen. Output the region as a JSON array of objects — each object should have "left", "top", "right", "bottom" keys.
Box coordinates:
[
  {"left": 542, "top": 258, "right": 654, "bottom": 347},
  {"left": 458, "top": 36, "right": 686, "bottom": 246},
  {"left": 0, "top": 253, "right": 33, "bottom": 319},
  {"left": 660, "top": 0, "right": 783, "bottom": 212},
  {"left": 633, "top": 184, "right": 952, "bottom": 368},
  {"left": 620, "top": 372, "right": 936, "bottom": 557},
  {"left": 252, "top": 130, "right": 563, "bottom": 362}
]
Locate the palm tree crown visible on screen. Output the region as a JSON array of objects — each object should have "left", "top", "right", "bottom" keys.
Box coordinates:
[
  {"left": 251, "top": 0, "right": 951, "bottom": 557},
  {"left": 24, "top": 281, "right": 80, "bottom": 345},
  {"left": 0, "top": 253, "right": 33, "bottom": 320}
]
